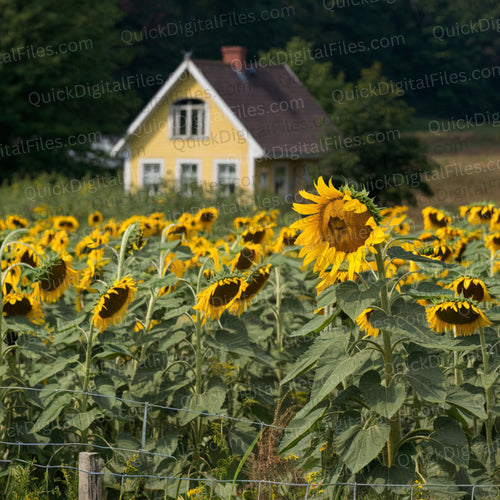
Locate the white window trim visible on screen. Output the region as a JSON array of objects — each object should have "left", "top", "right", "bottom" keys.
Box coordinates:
[
  {"left": 175, "top": 159, "right": 202, "bottom": 189},
  {"left": 213, "top": 159, "right": 241, "bottom": 191},
  {"left": 138, "top": 158, "right": 165, "bottom": 189},
  {"left": 169, "top": 99, "right": 209, "bottom": 139}
]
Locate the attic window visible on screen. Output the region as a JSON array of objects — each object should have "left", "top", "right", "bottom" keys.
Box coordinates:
[{"left": 171, "top": 98, "right": 207, "bottom": 138}]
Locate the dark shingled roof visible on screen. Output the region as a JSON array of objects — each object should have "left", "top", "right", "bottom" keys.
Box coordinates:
[{"left": 192, "top": 59, "right": 332, "bottom": 158}]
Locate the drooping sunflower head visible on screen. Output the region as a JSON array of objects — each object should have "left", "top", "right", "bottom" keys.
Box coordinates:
[
  {"left": 426, "top": 300, "right": 491, "bottom": 337},
  {"left": 193, "top": 275, "right": 246, "bottom": 323},
  {"left": 31, "top": 253, "right": 75, "bottom": 303},
  {"left": 448, "top": 277, "right": 491, "bottom": 302},
  {"left": 233, "top": 216, "right": 252, "bottom": 230},
  {"left": 230, "top": 244, "right": 261, "bottom": 271},
  {"left": 356, "top": 308, "right": 380, "bottom": 338},
  {"left": 228, "top": 264, "right": 272, "bottom": 316},
  {"left": 10, "top": 241, "right": 43, "bottom": 268},
  {"left": 291, "top": 177, "right": 386, "bottom": 281},
  {"left": 422, "top": 207, "right": 451, "bottom": 230},
  {"left": 485, "top": 233, "right": 500, "bottom": 256},
  {"left": 489, "top": 209, "right": 500, "bottom": 232},
  {"left": 195, "top": 207, "right": 219, "bottom": 232},
  {"left": 50, "top": 230, "right": 69, "bottom": 252},
  {"left": 271, "top": 226, "right": 299, "bottom": 253},
  {"left": 241, "top": 225, "right": 274, "bottom": 245},
  {"left": 467, "top": 203, "right": 496, "bottom": 225},
  {"left": 92, "top": 275, "right": 137, "bottom": 332},
  {"left": 5, "top": 215, "right": 29, "bottom": 230},
  {"left": 53, "top": 215, "right": 79, "bottom": 233},
  {"left": 75, "top": 229, "right": 109, "bottom": 261},
  {"left": 3, "top": 292, "right": 43, "bottom": 324},
  {"left": 88, "top": 210, "right": 103, "bottom": 227}
]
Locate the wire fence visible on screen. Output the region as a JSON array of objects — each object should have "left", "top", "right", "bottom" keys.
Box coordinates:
[{"left": 0, "top": 385, "right": 499, "bottom": 499}]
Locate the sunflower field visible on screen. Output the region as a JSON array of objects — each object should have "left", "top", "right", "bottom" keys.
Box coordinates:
[{"left": 0, "top": 176, "right": 500, "bottom": 499}]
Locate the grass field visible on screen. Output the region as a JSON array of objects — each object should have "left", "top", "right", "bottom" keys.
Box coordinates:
[{"left": 407, "top": 124, "right": 500, "bottom": 224}]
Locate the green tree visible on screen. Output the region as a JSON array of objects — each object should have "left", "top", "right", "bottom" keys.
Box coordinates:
[
  {"left": 0, "top": 0, "right": 138, "bottom": 180},
  {"left": 261, "top": 38, "right": 434, "bottom": 205},
  {"left": 321, "top": 63, "right": 435, "bottom": 205}
]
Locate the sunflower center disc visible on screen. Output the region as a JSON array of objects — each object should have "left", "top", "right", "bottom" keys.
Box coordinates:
[
  {"left": 209, "top": 281, "right": 240, "bottom": 308},
  {"left": 3, "top": 297, "right": 32, "bottom": 316},
  {"left": 429, "top": 212, "right": 447, "bottom": 227},
  {"left": 435, "top": 306, "right": 480, "bottom": 325},
  {"left": 457, "top": 281, "right": 484, "bottom": 301},
  {"left": 40, "top": 261, "right": 67, "bottom": 291},
  {"left": 99, "top": 287, "right": 129, "bottom": 319}
]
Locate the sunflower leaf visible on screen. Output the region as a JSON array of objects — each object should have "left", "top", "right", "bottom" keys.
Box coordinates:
[
  {"left": 428, "top": 416, "right": 469, "bottom": 468},
  {"left": 336, "top": 280, "right": 384, "bottom": 322},
  {"left": 387, "top": 246, "right": 455, "bottom": 268},
  {"left": 359, "top": 370, "right": 406, "bottom": 419},
  {"left": 30, "top": 392, "right": 73, "bottom": 434},
  {"left": 446, "top": 386, "right": 486, "bottom": 420},
  {"left": 405, "top": 352, "right": 447, "bottom": 404},
  {"left": 334, "top": 420, "right": 391, "bottom": 474},
  {"left": 289, "top": 311, "right": 336, "bottom": 337}
]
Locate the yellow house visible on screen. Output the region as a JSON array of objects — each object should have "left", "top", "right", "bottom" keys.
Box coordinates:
[{"left": 111, "top": 46, "right": 331, "bottom": 198}]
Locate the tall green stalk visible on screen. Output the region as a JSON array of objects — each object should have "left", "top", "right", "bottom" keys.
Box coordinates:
[
  {"left": 375, "top": 245, "right": 401, "bottom": 467},
  {"left": 479, "top": 326, "right": 494, "bottom": 470}
]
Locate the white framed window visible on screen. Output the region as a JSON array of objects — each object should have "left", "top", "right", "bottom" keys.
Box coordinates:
[
  {"left": 170, "top": 99, "right": 207, "bottom": 138},
  {"left": 139, "top": 159, "right": 165, "bottom": 195},
  {"left": 175, "top": 159, "right": 202, "bottom": 195},
  {"left": 214, "top": 160, "right": 240, "bottom": 195}
]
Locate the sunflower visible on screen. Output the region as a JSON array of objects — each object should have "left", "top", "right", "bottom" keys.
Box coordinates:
[
  {"left": 88, "top": 210, "right": 103, "bottom": 227},
  {"left": 75, "top": 229, "right": 108, "bottom": 261},
  {"left": 2, "top": 262, "right": 21, "bottom": 294},
  {"left": 291, "top": 177, "right": 386, "bottom": 281},
  {"left": 9, "top": 244, "right": 38, "bottom": 269},
  {"left": 102, "top": 219, "right": 120, "bottom": 238},
  {"left": 53, "top": 215, "right": 79, "bottom": 232},
  {"left": 5, "top": 215, "right": 29, "bottom": 230},
  {"left": 146, "top": 212, "right": 165, "bottom": 235},
  {"left": 356, "top": 308, "right": 380, "bottom": 338},
  {"left": 233, "top": 216, "right": 252, "bottom": 230},
  {"left": 271, "top": 227, "right": 299, "bottom": 253},
  {"left": 241, "top": 225, "right": 274, "bottom": 245},
  {"left": 489, "top": 209, "right": 500, "bottom": 232},
  {"left": 193, "top": 276, "right": 245, "bottom": 323},
  {"left": 422, "top": 207, "right": 451, "bottom": 230},
  {"left": 230, "top": 244, "right": 261, "bottom": 271},
  {"left": 195, "top": 207, "right": 218, "bottom": 232},
  {"left": 158, "top": 256, "right": 185, "bottom": 296},
  {"left": 3, "top": 292, "right": 43, "bottom": 324},
  {"left": 426, "top": 300, "right": 491, "bottom": 337},
  {"left": 448, "top": 277, "right": 491, "bottom": 302},
  {"left": 92, "top": 275, "right": 137, "bottom": 332},
  {"left": 50, "top": 230, "right": 69, "bottom": 252},
  {"left": 485, "top": 233, "right": 500, "bottom": 256},
  {"left": 32, "top": 253, "right": 76, "bottom": 303},
  {"left": 38, "top": 229, "right": 56, "bottom": 247},
  {"left": 228, "top": 264, "right": 271, "bottom": 316},
  {"left": 468, "top": 204, "right": 496, "bottom": 225}
]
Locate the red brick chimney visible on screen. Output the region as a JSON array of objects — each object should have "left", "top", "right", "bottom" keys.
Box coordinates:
[{"left": 220, "top": 46, "right": 247, "bottom": 71}]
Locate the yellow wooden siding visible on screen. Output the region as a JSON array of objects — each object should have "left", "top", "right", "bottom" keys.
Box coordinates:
[{"left": 126, "top": 72, "right": 250, "bottom": 190}]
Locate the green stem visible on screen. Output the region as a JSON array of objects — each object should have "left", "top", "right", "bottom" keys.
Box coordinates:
[
  {"left": 81, "top": 325, "right": 96, "bottom": 444},
  {"left": 479, "top": 326, "right": 494, "bottom": 470},
  {"left": 116, "top": 224, "right": 137, "bottom": 281},
  {"left": 195, "top": 310, "right": 203, "bottom": 395},
  {"left": 454, "top": 351, "right": 463, "bottom": 387},
  {"left": 375, "top": 245, "right": 400, "bottom": 468}
]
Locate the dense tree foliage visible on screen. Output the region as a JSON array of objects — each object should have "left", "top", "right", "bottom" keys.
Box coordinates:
[{"left": 0, "top": 0, "right": 497, "bottom": 181}]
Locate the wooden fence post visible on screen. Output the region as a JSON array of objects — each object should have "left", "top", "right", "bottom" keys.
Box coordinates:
[{"left": 79, "top": 452, "right": 104, "bottom": 500}]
